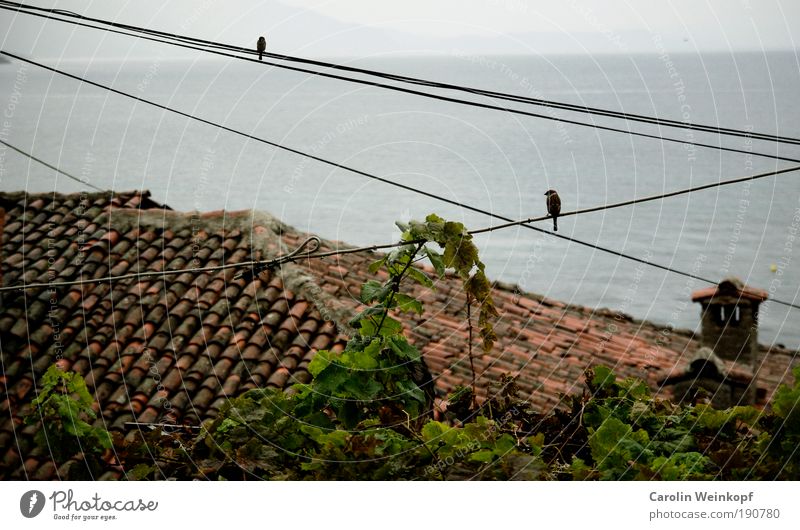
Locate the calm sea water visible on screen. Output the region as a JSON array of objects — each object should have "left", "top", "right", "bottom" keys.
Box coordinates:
[{"left": 2, "top": 52, "right": 799, "bottom": 348}]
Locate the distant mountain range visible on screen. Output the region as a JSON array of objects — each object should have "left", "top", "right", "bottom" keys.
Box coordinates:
[{"left": 0, "top": 0, "right": 794, "bottom": 60}]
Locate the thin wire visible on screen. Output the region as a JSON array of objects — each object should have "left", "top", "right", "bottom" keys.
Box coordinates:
[
  {"left": 0, "top": 51, "right": 556, "bottom": 218},
  {"left": 0, "top": 237, "right": 416, "bottom": 293},
  {"left": 1, "top": 50, "right": 798, "bottom": 310},
  {"left": 2, "top": 164, "right": 799, "bottom": 312},
  {"left": 3, "top": 0, "right": 800, "bottom": 147},
  {"left": 470, "top": 164, "right": 800, "bottom": 235},
  {"left": 3, "top": 9, "right": 800, "bottom": 164},
  {"left": 0, "top": 138, "right": 103, "bottom": 191}
]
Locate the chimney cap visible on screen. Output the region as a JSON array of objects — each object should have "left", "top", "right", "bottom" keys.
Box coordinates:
[{"left": 691, "top": 276, "right": 768, "bottom": 304}]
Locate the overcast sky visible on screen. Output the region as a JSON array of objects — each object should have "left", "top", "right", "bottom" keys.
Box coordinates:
[{"left": 1, "top": 0, "right": 798, "bottom": 58}]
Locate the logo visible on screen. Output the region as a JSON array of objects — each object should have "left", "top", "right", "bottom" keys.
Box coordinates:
[{"left": 20, "top": 490, "right": 45, "bottom": 518}]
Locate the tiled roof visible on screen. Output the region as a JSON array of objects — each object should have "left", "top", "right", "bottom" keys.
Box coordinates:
[
  {"left": 691, "top": 277, "right": 769, "bottom": 303},
  {"left": 1, "top": 190, "right": 798, "bottom": 479}
]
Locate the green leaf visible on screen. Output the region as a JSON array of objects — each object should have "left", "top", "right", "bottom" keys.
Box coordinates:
[
  {"left": 422, "top": 421, "right": 447, "bottom": 442},
  {"left": 470, "top": 450, "right": 495, "bottom": 463},
  {"left": 589, "top": 416, "right": 633, "bottom": 461},
  {"left": 387, "top": 336, "right": 421, "bottom": 361},
  {"left": 650, "top": 453, "right": 711, "bottom": 480},
  {"left": 424, "top": 213, "right": 446, "bottom": 234},
  {"left": 336, "top": 401, "right": 361, "bottom": 429},
  {"left": 349, "top": 306, "right": 386, "bottom": 328},
  {"left": 360, "top": 280, "right": 391, "bottom": 304},
  {"left": 342, "top": 376, "right": 384, "bottom": 400},
  {"left": 393, "top": 293, "right": 423, "bottom": 314},
  {"left": 359, "top": 315, "right": 403, "bottom": 337},
  {"left": 308, "top": 350, "right": 335, "bottom": 377},
  {"left": 443, "top": 238, "right": 471, "bottom": 272},
  {"left": 313, "top": 363, "right": 349, "bottom": 395},
  {"left": 465, "top": 270, "right": 491, "bottom": 302},
  {"left": 493, "top": 434, "right": 516, "bottom": 455},
  {"left": 424, "top": 246, "right": 445, "bottom": 276},
  {"left": 396, "top": 379, "right": 426, "bottom": 404},
  {"left": 772, "top": 366, "right": 800, "bottom": 427},
  {"left": 592, "top": 366, "right": 616, "bottom": 389},
  {"left": 347, "top": 340, "right": 380, "bottom": 370},
  {"left": 406, "top": 267, "right": 433, "bottom": 288},
  {"left": 368, "top": 258, "right": 386, "bottom": 274}
]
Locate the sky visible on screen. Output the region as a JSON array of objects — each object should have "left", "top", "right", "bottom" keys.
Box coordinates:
[{"left": 0, "top": 0, "right": 798, "bottom": 58}]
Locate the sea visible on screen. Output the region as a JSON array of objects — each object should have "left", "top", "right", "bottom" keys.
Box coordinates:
[{"left": 1, "top": 51, "right": 799, "bottom": 348}]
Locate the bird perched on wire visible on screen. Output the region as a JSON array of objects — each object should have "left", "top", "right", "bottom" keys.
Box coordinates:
[
  {"left": 544, "top": 189, "right": 561, "bottom": 231},
  {"left": 257, "top": 36, "right": 267, "bottom": 60}
]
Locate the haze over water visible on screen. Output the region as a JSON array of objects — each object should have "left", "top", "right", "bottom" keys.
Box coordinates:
[{"left": 2, "top": 51, "right": 799, "bottom": 348}]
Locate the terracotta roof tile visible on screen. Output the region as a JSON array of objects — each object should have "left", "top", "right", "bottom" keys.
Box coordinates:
[{"left": 2, "top": 190, "right": 798, "bottom": 480}]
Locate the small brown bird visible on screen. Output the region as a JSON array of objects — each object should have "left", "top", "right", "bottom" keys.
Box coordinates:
[
  {"left": 257, "top": 36, "right": 266, "bottom": 60},
  {"left": 544, "top": 189, "right": 561, "bottom": 231}
]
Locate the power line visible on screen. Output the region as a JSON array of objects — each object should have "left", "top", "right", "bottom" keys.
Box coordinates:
[
  {"left": 0, "top": 138, "right": 103, "bottom": 191},
  {"left": 470, "top": 164, "right": 800, "bottom": 235},
  {"left": 3, "top": 0, "right": 800, "bottom": 148},
  {"left": 0, "top": 51, "right": 567, "bottom": 220},
  {"left": 1, "top": 52, "right": 797, "bottom": 311},
  {"left": 0, "top": 236, "right": 415, "bottom": 293},
  {"left": 2, "top": 164, "right": 799, "bottom": 312},
  {"left": 3, "top": 6, "right": 800, "bottom": 165}
]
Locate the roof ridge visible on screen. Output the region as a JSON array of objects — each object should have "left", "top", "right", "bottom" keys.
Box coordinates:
[{"left": 0, "top": 189, "right": 168, "bottom": 210}]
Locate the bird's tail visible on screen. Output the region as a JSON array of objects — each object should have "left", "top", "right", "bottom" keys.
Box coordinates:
[
  {"left": 259, "top": 51, "right": 263, "bottom": 61},
  {"left": 553, "top": 218, "right": 558, "bottom": 232}
]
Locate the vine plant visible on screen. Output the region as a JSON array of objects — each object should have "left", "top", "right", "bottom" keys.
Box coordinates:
[
  {"left": 297, "top": 214, "right": 498, "bottom": 431},
  {"left": 24, "top": 365, "right": 112, "bottom": 479},
  {"left": 22, "top": 214, "right": 800, "bottom": 480}
]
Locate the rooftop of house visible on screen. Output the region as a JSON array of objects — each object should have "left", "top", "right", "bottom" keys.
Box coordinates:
[
  {"left": 691, "top": 277, "right": 770, "bottom": 304},
  {"left": 1, "top": 190, "right": 798, "bottom": 479}
]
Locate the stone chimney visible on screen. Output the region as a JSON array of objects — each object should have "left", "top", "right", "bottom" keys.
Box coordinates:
[{"left": 691, "top": 277, "right": 768, "bottom": 369}]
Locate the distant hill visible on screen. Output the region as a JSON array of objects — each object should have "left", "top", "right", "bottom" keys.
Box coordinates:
[{"left": 3, "top": 0, "right": 794, "bottom": 60}]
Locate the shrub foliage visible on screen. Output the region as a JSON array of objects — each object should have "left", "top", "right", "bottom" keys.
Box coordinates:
[{"left": 25, "top": 215, "right": 800, "bottom": 480}]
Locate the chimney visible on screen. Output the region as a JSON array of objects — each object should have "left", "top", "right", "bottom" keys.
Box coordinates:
[
  {"left": 691, "top": 277, "right": 768, "bottom": 368},
  {"left": 687, "top": 277, "right": 768, "bottom": 405}
]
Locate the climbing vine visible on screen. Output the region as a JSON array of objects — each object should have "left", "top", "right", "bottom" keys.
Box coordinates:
[
  {"left": 24, "top": 365, "right": 112, "bottom": 479},
  {"left": 22, "top": 214, "right": 800, "bottom": 480}
]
